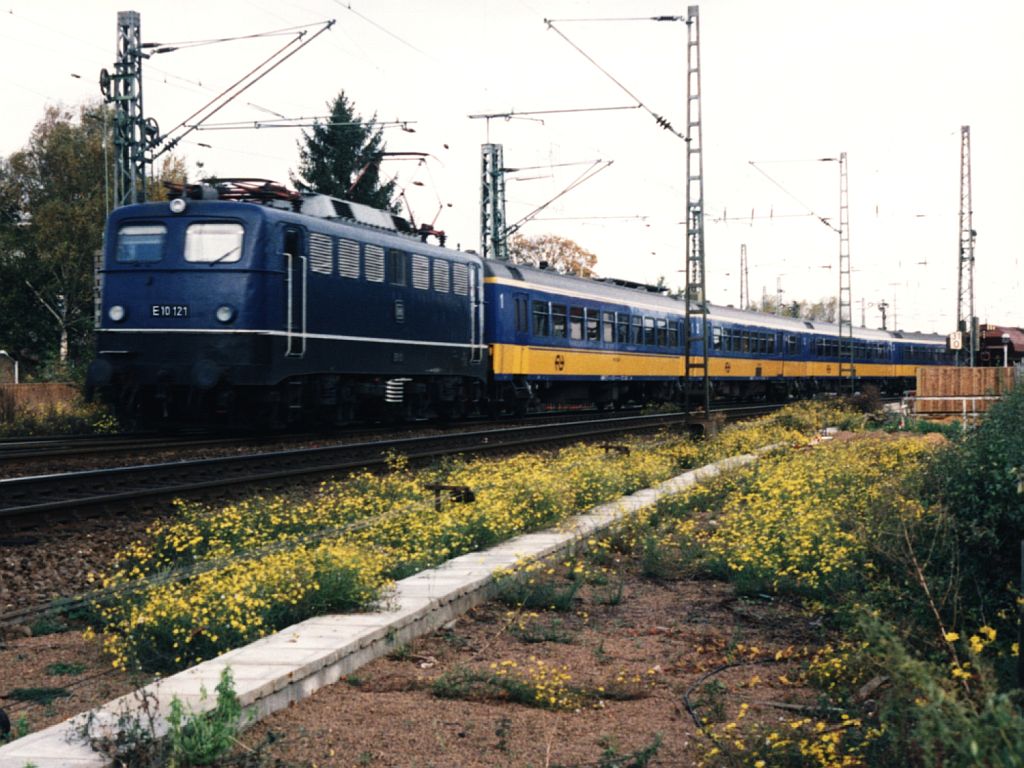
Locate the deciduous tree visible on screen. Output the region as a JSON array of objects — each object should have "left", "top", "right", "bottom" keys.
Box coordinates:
[
  {"left": 508, "top": 233, "right": 597, "bottom": 277},
  {"left": 0, "top": 103, "right": 112, "bottom": 375}
]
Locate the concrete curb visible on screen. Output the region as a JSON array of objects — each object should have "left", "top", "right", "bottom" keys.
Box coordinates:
[{"left": 0, "top": 451, "right": 760, "bottom": 767}]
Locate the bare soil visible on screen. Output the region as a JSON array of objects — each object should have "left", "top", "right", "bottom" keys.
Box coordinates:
[
  {"left": 234, "top": 569, "right": 819, "bottom": 768},
  {"left": 1, "top": 557, "right": 821, "bottom": 766}
]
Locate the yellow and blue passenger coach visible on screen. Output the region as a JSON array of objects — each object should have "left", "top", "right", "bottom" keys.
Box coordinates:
[
  {"left": 484, "top": 261, "right": 687, "bottom": 410},
  {"left": 484, "top": 261, "right": 952, "bottom": 408}
]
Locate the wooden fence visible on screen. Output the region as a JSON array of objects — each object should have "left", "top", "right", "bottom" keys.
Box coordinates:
[
  {"left": 0, "top": 383, "right": 79, "bottom": 424},
  {"left": 913, "top": 366, "right": 1018, "bottom": 417}
]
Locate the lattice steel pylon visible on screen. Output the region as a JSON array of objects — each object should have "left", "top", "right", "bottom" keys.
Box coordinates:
[
  {"left": 100, "top": 11, "right": 151, "bottom": 207},
  {"left": 684, "top": 5, "right": 710, "bottom": 413},
  {"left": 480, "top": 143, "right": 508, "bottom": 260},
  {"left": 837, "top": 151, "right": 855, "bottom": 391},
  {"left": 956, "top": 125, "right": 976, "bottom": 366}
]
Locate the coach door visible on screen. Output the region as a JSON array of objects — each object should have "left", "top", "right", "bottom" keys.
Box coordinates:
[
  {"left": 512, "top": 292, "right": 529, "bottom": 343},
  {"left": 284, "top": 227, "right": 307, "bottom": 358}
]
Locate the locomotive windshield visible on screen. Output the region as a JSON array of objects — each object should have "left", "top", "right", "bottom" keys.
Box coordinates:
[
  {"left": 184, "top": 222, "right": 244, "bottom": 264},
  {"left": 116, "top": 224, "right": 166, "bottom": 263}
]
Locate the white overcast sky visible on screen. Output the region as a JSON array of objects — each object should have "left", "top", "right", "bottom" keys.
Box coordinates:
[{"left": 2, "top": 0, "right": 1021, "bottom": 333}]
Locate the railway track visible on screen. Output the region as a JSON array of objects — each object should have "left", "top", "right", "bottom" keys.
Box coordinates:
[
  {"left": 0, "top": 432, "right": 263, "bottom": 461},
  {"left": 0, "top": 408, "right": 621, "bottom": 466},
  {"left": 0, "top": 410, "right": 714, "bottom": 529}
]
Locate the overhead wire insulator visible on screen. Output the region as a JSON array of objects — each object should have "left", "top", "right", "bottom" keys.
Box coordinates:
[{"left": 653, "top": 114, "right": 675, "bottom": 131}]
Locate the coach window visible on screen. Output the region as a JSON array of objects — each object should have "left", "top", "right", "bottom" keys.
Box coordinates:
[
  {"left": 617, "top": 313, "right": 630, "bottom": 344},
  {"left": 643, "top": 317, "right": 655, "bottom": 346},
  {"left": 532, "top": 301, "right": 550, "bottom": 336},
  {"left": 740, "top": 331, "right": 750, "bottom": 353},
  {"left": 587, "top": 309, "right": 601, "bottom": 342},
  {"left": 656, "top": 318, "right": 667, "bottom": 347},
  {"left": 387, "top": 249, "right": 408, "bottom": 286},
  {"left": 569, "top": 306, "right": 584, "bottom": 340},
  {"left": 117, "top": 224, "right": 166, "bottom": 263},
  {"left": 184, "top": 222, "right": 243, "bottom": 263},
  {"left": 602, "top": 311, "right": 614, "bottom": 343},
  {"left": 669, "top": 320, "right": 680, "bottom": 348},
  {"left": 630, "top": 316, "right": 643, "bottom": 345},
  {"left": 551, "top": 304, "right": 568, "bottom": 338},
  {"left": 786, "top": 335, "right": 798, "bottom": 355}
]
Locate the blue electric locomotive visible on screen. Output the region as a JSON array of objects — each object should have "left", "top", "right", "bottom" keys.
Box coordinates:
[{"left": 88, "top": 184, "right": 487, "bottom": 427}]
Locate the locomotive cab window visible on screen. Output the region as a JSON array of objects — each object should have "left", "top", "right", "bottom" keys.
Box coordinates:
[
  {"left": 184, "top": 222, "right": 243, "bottom": 263},
  {"left": 116, "top": 224, "right": 166, "bottom": 263}
]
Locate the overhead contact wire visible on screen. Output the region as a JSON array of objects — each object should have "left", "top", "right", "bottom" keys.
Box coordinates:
[{"left": 544, "top": 19, "right": 685, "bottom": 140}]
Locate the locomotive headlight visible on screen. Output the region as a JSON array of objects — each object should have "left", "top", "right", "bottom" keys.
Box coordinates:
[
  {"left": 169, "top": 198, "right": 187, "bottom": 214},
  {"left": 215, "top": 304, "right": 236, "bottom": 324},
  {"left": 108, "top": 305, "right": 126, "bottom": 322}
]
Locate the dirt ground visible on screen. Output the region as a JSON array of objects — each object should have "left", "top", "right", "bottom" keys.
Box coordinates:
[
  {"left": 234, "top": 566, "right": 820, "bottom": 768},
  {"left": 1, "top": 561, "right": 820, "bottom": 766}
]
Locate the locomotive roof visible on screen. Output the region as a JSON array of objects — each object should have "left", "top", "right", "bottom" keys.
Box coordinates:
[
  {"left": 108, "top": 199, "right": 478, "bottom": 263},
  {"left": 483, "top": 260, "right": 945, "bottom": 344}
]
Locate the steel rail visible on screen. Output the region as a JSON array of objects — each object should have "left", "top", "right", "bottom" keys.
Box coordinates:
[{"left": 0, "top": 411, "right": 701, "bottom": 525}]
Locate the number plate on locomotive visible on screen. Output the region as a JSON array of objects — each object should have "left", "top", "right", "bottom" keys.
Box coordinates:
[{"left": 151, "top": 304, "right": 190, "bottom": 318}]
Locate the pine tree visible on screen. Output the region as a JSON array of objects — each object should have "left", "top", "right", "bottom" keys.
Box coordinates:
[{"left": 291, "top": 90, "right": 399, "bottom": 212}]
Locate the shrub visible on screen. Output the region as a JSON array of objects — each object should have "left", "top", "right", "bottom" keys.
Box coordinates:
[{"left": 926, "top": 384, "right": 1024, "bottom": 646}]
